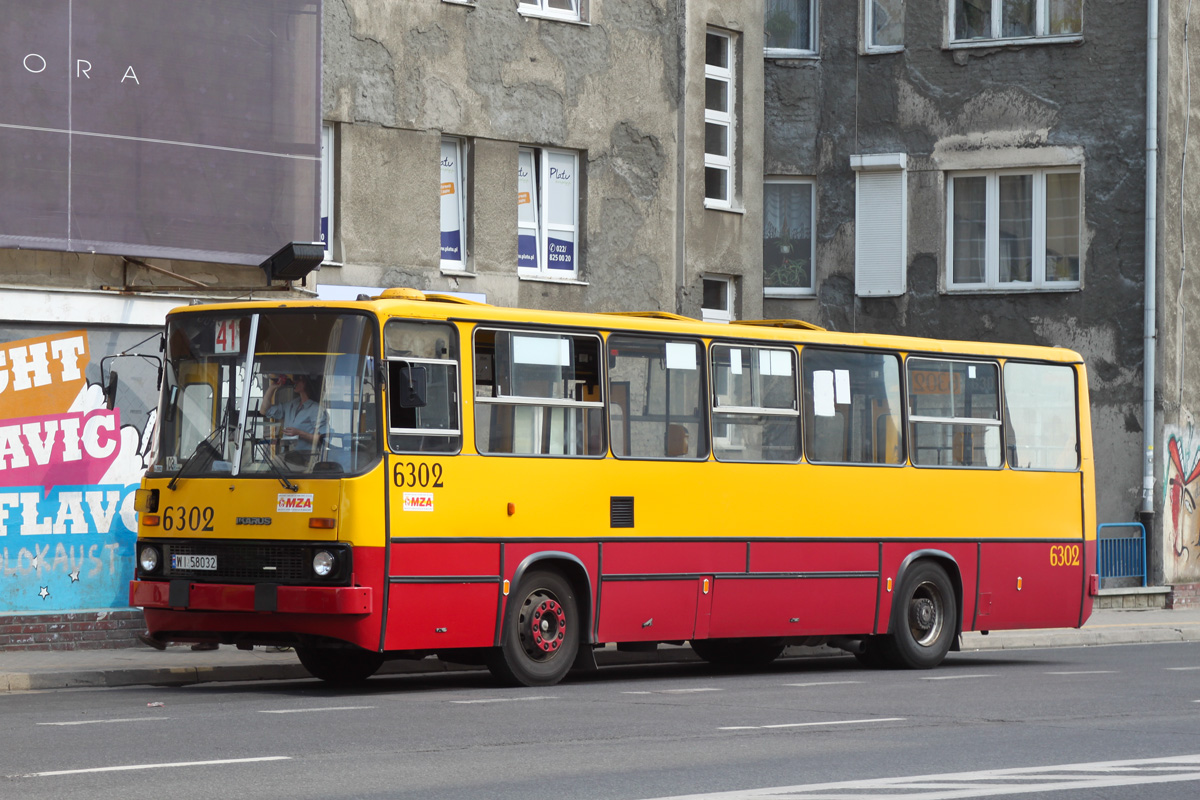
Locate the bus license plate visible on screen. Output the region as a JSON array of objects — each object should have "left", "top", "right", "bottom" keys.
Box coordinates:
[{"left": 172, "top": 554, "right": 217, "bottom": 571}]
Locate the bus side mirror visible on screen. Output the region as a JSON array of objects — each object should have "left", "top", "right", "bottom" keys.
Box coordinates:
[
  {"left": 103, "top": 370, "right": 119, "bottom": 410},
  {"left": 391, "top": 364, "right": 428, "bottom": 409}
]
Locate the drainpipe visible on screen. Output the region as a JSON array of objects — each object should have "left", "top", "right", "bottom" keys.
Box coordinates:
[{"left": 1141, "top": 0, "right": 1159, "bottom": 572}]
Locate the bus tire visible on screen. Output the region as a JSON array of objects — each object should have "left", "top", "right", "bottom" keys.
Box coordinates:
[
  {"left": 296, "top": 646, "right": 385, "bottom": 684},
  {"left": 883, "top": 561, "right": 956, "bottom": 669},
  {"left": 489, "top": 570, "right": 579, "bottom": 687},
  {"left": 689, "top": 638, "right": 785, "bottom": 670}
]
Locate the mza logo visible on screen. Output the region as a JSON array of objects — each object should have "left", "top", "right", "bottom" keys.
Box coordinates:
[
  {"left": 277, "top": 494, "right": 314, "bottom": 513},
  {"left": 403, "top": 492, "right": 434, "bottom": 512}
]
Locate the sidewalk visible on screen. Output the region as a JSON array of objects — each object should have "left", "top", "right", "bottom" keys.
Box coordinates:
[{"left": 5, "top": 606, "right": 1200, "bottom": 692}]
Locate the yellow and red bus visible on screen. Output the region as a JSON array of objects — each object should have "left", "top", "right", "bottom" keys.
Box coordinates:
[{"left": 130, "top": 289, "right": 1096, "bottom": 685}]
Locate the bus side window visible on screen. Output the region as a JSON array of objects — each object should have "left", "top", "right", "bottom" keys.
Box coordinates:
[
  {"left": 1002, "top": 362, "right": 1079, "bottom": 470},
  {"left": 907, "top": 357, "right": 1001, "bottom": 468},
  {"left": 711, "top": 343, "right": 800, "bottom": 463},
  {"left": 802, "top": 348, "right": 903, "bottom": 465},
  {"left": 607, "top": 335, "right": 708, "bottom": 460},
  {"left": 384, "top": 320, "right": 461, "bottom": 454},
  {"left": 473, "top": 329, "right": 605, "bottom": 458}
]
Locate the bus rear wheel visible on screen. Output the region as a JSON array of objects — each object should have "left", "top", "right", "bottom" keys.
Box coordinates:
[
  {"left": 489, "top": 570, "right": 579, "bottom": 687},
  {"left": 296, "top": 645, "right": 385, "bottom": 684},
  {"left": 690, "top": 638, "right": 785, "bottom": 670},
  {"left": 882, "top": 561, "right": 956, "bottom": 669}
]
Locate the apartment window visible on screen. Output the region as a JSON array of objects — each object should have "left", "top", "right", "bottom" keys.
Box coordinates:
[
  {"left": 764, "top": 0, "right": 817, "bottom": 55},
  {"left": 865, "top": 0, "right": 903, "bottom": 51},
  {"left": 704, "top": 30, "right": 736, "bottom": 208},
  {"left": 518, "top": 147, "right": 580, "bottom": 279},
  {"left": 320, "top": 122, "right": 336, "bottom": 262},
  {"left": 702, "top": 276, "right": 734, "bottom": 323},
  {"left": 764, "top": 179, "right": 814, "bottom": 296},
  {"left": 947, "top": 168, "right": 1081, "bottom": 291},
  {"left": 519, "top": 0, "right": 581, "bottom": 22},
  {"left": 953, "top": 0, "right": 1081, "bottom": 43},
  {"left": 440, "top": 138, "right": 468, "bottom": 271}
]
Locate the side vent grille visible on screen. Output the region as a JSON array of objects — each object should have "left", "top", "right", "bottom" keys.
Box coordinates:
[{"left": 610, "top": 496, "right": 634, "bottom": 528}]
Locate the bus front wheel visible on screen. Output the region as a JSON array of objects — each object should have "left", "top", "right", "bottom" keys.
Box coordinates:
[
  {"left": 296, "top": 645, "right": 385, "bottom": 684},
  {"left": 883, "top": 561, "right": 956, "bottom": 669},
  {"left": 489, "top": 570, "right": 579, "bottom": 687}
]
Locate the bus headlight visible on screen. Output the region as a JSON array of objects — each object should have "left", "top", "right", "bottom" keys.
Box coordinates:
[
  {"left": 313, "top": 550, "right": 336, "bottom": 577},
  {"left": 139, "top": 546, "right": 160, "bottom": 574}
]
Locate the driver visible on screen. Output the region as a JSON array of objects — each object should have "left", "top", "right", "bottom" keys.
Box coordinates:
[{"left": 261, "top": 374, "right": 328, "bottom": 458}]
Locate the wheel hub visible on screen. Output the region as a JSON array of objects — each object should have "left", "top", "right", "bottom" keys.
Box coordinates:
[{"left": 525, "top": 595, "right": 567, "bottom": 656}]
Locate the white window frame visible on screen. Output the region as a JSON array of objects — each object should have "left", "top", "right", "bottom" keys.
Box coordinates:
[
  {"left": 518, "top": 0, "right": 582, "bottom": 23},
  {"left": 702, "top": 275, "right": 735, "bottom": 323},
  {"left": 945, "top": 167, "right": 1082, "bottom": 292},
  {"left": 704, "top": 29, "right": 736, "bottom": 210},
  {"left": 320, "top": 122, "right": 336, "bottom": 263},
  {"left": 864, "top": 0, "right": 904, "bottom": 53},
  {"left": 949, "top": 0, "right": 1082, "bottom": 46},
  {"left": 518, "top": 146, "right": 581, "bottom": 281},
  {"left": 764, "top": 0, "right": 818, "bottom": 58},
  {"left": 763, "top": 177, "right": 816, "bottom": 298},
  {"left": 440, "top": 137, "right": 469, "bottom": 273}
]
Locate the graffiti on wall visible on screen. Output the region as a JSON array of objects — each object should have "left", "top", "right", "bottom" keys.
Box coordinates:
[
  {"left": 1165, "top": 423, "right": 1200, "bottom": 575},
  {"left": 0, "top": 329, "right": 157, "bottom": 612}
]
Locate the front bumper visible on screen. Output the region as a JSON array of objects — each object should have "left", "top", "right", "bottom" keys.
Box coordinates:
[{"left": 130, "top": 580, "right": 371, "bottom": 615}]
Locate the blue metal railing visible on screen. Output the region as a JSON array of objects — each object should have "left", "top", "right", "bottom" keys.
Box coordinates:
[{"left": 1096, "top": 522, "right": 1147, "bottom": 586}]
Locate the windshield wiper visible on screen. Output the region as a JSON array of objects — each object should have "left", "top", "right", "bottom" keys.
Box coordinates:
[
  {"left": 167, "top": 428, "right": 224, "bottom": 491},
  {"left": 254, "top": 440, "right": 300, "bottom": 492}
]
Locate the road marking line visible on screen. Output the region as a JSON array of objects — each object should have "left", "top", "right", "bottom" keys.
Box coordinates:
[
  {"left": 258, "top": 706, "right": 374, "bottom": 714},
  {"left": 1168, "top": 666, "right": 1200, "bottom": 671},
  {"left": 783, "top": 681, "right": 864, "bottom": 688},
  {"left": 450, "top": 696, "right": 557, "bottom": 704},
  {"left": 720, "top": 717, "right": 904, "bottom": 731},
  {"left": 920, "top": 673, "right": 996, "bottom": 681},
  {"left": 37, "top": 718, "right": 170, "bottom": 726},
  {"left": 1045, "top": 670, "right": 1117, "bottom": 675},
  {"left": 637, "top": 753, "right": 1200, "bottom": 799},
  {"left": 8, "top": 756, "right": 291, "bottom": 779}
]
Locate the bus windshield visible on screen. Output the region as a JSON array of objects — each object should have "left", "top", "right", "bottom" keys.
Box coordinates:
[{"left": 157, "top": 310, "right": 380, "bottom": 478}]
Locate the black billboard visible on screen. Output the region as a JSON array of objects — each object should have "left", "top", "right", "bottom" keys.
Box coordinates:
[{"left": 1, "top": 1, "right": 321, "bottom": 266}]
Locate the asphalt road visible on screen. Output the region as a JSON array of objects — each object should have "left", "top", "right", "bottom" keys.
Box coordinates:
[{"left": 3, "top": 643, "right": 1200, "bottom": 800}]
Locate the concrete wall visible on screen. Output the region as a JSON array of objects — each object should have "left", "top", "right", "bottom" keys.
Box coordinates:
[
  {"left": 1158, "top": 0, "right": 1200, "bottom": 583},
  {"left": 321, "top": 0, "right": 766, "bottom": 316},
  {"left": 763, "top": 0, "right": 1150, "bottom": 539}
]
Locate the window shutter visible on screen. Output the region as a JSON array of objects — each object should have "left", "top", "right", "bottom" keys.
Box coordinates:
[{"left": 852, "top": 154, "right": 907, "bottom": 297}]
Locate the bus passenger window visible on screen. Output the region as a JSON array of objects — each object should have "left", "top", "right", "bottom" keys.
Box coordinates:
[
  {"left": 607, "top": 336, "right": 708, "bottom": 460},
  {"left": 1003, "top": 362, "right": 1079, "bottom": 470},
  {"left": 473, "top": 329, "right": 604, "bottom": 457},
  {"left": 711, "top": 344, "right": 800, "bottom": 462},
  {"left": 907, "top": 357, "right": 1001, "bottom": 468},
  {"left": 385, "top": 321, "right": 461, "bottom": 454},
  {"left": 802, "top": 349, "right": 903, "bottom": 465}
]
